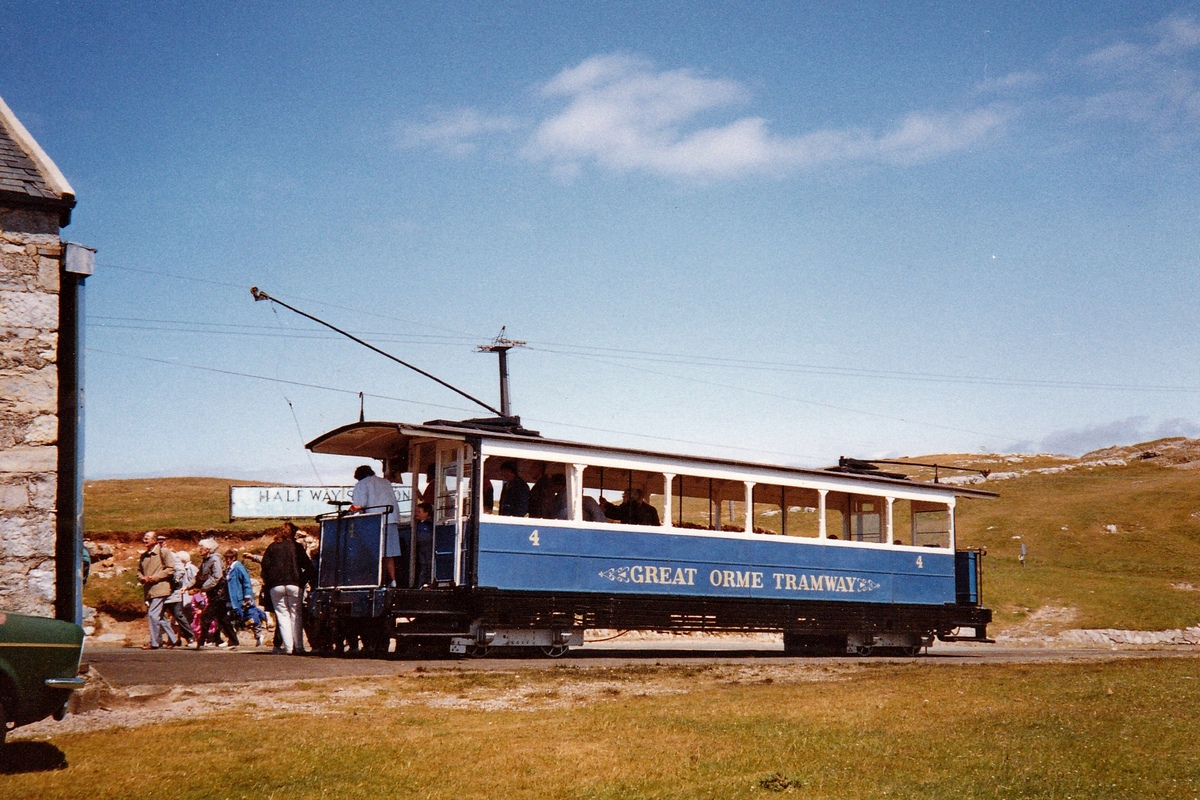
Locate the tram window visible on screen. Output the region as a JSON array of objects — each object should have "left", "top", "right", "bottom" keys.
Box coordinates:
[
  {"left": 411, "top": 444, "right": 436, "bottom": 510},
  {"left": 480, "top": 457, "right": 572, "bottom": 519},
  {"left": 672, "top": 475, "right": 713, "bottom": 530},
  {"left": 431, "top": 446, "right": 474, "bottom": 524},
  {"left": 848, "top": 495, "right": 883, "bottom": 543},
  {"left": 670, "top": 475, "right": 739, "bottom": 531},
  {"left": 911, "top": 502, "right": 951, "bottom": 548},
  {"left": 436, "top": 460, "right": 458, "bottom": 522},
  {"left": 825, "top": 493, "right": 847, "bottom": 541},
  {"left": 752, "top": 485, "right": 821, "bottom": 537},
  {"left": 584, "top": 467, "right": 663, "bottom": 526},
  {"left": 891, "top": 501, "right": 912, "bottom": 545},
  {"left": 517, "top": 459, "right": 569, "bottom": 519}
]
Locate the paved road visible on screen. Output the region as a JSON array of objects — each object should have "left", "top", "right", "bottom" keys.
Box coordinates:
[{"left": 83, "top": 641, "right": 1195, "bottom": 688}]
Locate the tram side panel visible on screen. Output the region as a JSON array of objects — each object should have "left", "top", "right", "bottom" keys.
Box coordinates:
[{"left": 474, "top": 520, "right": 958, "bottom": 612}]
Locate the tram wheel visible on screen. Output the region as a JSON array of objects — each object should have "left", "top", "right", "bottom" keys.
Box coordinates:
[
  {"left": 903, "top": 644, "right": 922, "bottom": 657},
  {"left": 539, "top": 644, "right": 569, "bottom": 659},
  {"left": 783, "top": 633, "right": 846, "bottom": 657},
  {"left": 465, "top": 643, "right": 489, "bottom": 658}
]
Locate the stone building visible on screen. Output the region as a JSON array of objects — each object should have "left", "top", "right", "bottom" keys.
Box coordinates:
[{"left": 0, "top": 95, "right": 92, "bottom": 621}]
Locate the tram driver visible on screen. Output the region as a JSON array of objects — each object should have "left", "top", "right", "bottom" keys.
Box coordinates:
[{"left": 349, "top": 464, "right": 403, "bottom": 587}]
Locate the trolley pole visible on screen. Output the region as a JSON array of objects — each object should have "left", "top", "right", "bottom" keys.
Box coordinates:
[{"left": 477, "top": 327, "right": 525, "bottom": 418}]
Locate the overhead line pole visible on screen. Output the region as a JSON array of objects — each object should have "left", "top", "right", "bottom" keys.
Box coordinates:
[
  {"left": 250, "top": 287, "right": 503, "bottom": 417},
  {"left": 477, "top": 327, "right": 526, "bottom": 418}
]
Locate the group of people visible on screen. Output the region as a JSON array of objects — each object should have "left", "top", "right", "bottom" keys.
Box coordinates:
[
  {"left": 490, "top": 460, "right": 659, "bottom": 526},
  {"left": 138, "top": 522, "right": 315, "bottom": 654}
]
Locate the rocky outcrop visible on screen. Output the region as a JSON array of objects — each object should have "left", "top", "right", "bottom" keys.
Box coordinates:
[
  {"left": 1055, "top": 627, "right": 1200, "bottom": 646},
  {"left": 1084, "top": 438, "right": 1200, "bottom": 470}
]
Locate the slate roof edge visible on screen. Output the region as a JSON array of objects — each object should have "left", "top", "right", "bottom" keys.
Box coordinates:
[{"left": 0, "top": 94, "right": 77, "bottom": 224}]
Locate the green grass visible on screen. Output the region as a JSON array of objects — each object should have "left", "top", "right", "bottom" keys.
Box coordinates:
[
  {"left": 955, "top": 461, "right": 1200, "bottom": 631},
  {"left": 81, "top": 570, "right": 144, "bottom": 620},
  {"left": 6, "top": 658, "right": 1200, "bottom": 799},
  {"left": 84, "top": 477, "right": 289, "bottom": 534}
]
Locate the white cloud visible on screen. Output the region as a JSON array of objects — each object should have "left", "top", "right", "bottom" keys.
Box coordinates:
[
  {"left": 1075, "top": 15, "right": 1200, "bottom": 132},
  {"left": 395, "top": 108, "right": 519, "bottom": 156},
  {"left": 396, "top": 14, "right": 1200, "bottom": 180},
  {"left": 1031, "top": 416, "right": 1200, "bottom": 455},
  {"left": 525, "top": 54, "right": 1005, "bottom": 179},
  {"left": 973, "top": 70, "right": 1045, "bottom": 95},
  {"left": 1155, "top": 16, "right": 1200, "bottom": 55}
]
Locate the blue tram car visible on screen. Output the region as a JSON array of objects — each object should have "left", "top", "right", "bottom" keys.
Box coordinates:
[{"left": 304, "top": 417, "right": 994, "bottom": 657}]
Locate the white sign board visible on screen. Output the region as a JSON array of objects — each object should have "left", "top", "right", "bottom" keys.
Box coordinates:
[{"left": 229, "top": 485, "right": 411, "bottom": 520}]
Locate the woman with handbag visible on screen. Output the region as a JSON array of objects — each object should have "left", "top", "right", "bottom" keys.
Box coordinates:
[{"left": 261, "top": 522, "right": 315, "bottom": 655}]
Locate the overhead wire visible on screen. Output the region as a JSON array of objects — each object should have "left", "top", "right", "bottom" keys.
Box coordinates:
[
  {"left": 89, "top": 314, "right": 478, "bottom": 345},
  {"left": 91, "top": 260, "right": 1194, "bottom": 456},
  {"left": 95, "top": 262, "right": 1200, "bottom": 395},
  {"left": 524, "top": 343, "right": 1200, "bottom": 394},
  {"left": 85, "top": 348, "right": 835, "bottom": 464},
  {"left": 547, "top": 348, "right": 1011, "bottom": 441},
  {"left": 85, "top": 347, "right": 473, "bottom": 413},
  {"left": 88, "top": 311, "right": 1200, "bottom": 394},
  {"left": 96, "top": 262, "right": 490, "bottom": 341},
  {"left": 266, "top": 301, "right": 327, "bottom": 485}
]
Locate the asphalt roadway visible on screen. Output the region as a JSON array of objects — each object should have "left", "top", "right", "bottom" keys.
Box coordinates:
[{"left": 82, "top": 639, "right": 1196, "bottom": 688}]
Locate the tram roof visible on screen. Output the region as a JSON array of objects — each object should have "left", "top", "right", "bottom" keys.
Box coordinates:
[{"left": 307, "top": 419, "right": 999, "bottom": 500}]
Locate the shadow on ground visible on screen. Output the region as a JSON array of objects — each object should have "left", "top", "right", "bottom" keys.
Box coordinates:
[{"left": 0, "top": 741, "right": 69, "bottom": 774}]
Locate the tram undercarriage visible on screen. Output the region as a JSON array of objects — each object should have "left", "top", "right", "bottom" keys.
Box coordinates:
[{"left": 304, "top": 586, "right": 992, "bottom": 658}]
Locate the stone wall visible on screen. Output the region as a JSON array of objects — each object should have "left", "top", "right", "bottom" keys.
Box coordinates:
[{"left": 0, "top": 205, "right": 61, "bottom": 616}]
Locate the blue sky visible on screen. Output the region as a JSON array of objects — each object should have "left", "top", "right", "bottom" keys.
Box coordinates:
[{"left": 2, "top": 2, "right": 1197, "bottom": 481}]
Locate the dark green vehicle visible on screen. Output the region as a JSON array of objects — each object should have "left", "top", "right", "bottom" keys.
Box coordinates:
[{"left": 0, "top": 610, "right": 86, "bottom": 745}]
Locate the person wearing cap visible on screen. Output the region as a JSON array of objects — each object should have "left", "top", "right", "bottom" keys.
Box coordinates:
[{"left": 138, "top": 531, "right": 179, "bottom": 649}]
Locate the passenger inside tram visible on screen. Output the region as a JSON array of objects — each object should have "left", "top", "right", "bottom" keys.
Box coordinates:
[
  {"left": 497, "top": 460, "right": 530, "bottom": 517},
  {"left": 413, "top": 501, "right": 433, "bottom": 587},
  {"left": 526, "top": 461, "right": 557, "bottom": 518},
  {"left": 600, "top": 488, "right": 660, "bottom": 526}
]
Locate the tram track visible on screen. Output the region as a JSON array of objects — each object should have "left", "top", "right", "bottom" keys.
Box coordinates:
[{"left": 79, "top": 640, "right": 1198, "bottom": 689}]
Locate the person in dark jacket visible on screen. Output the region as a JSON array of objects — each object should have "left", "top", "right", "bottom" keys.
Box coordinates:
[
  {"left": 600, "top": 488, "right": 661, "bottom": 526},
  {"left": 526, "top": 461, "right": 558, "bottom": 519},
  {"left": 498, "top": 460, "right": 530, "bottom": 517},
  {"left": 261, "top": 522, "right": 315, "bottom": 654},
  {"left": 413, "top": 502, "right": 435, "bottom": 587}
]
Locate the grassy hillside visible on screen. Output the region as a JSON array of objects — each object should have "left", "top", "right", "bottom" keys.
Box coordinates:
[
  {"left": 83, "top": 456, "right": 1200, "bottom": 633},
  {"left": 84, "top": 477, "right": 286, "bottom": 534},
  {"left": 953, "top": 459, "right": 1200, "bottom": 632}
]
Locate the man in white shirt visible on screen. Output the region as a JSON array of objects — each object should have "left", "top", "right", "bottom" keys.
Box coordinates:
[{"left": 349, "top": 464, "right": 403, "bottom": 586}]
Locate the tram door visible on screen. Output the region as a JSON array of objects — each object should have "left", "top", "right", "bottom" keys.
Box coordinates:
[{"left": 432, "top": 441, "right": 472, "bottom": 585}]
